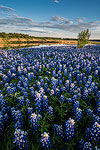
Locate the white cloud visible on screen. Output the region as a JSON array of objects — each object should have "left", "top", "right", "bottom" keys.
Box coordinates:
[
  {"left": 0, "top": 5, "right": 100, "bottom": 39},
  {"left": 76, "top": 18, "right": 85, "bottom": 24},
  {"left": 18, "top": 28, "right": 53, "bottom": 34},
  {"left": 50, "top": 16, "right": 73, "bottom": 24},
  {"left": 0, "top": 15, "right": 35, "bottom": 27},
  {"left": 0, "top": 5, "right": 14, "bottom": 13},
  {"left": 0, "top": 15, "right": 99, "bottom": 35},
  {"left": 54, "top": 0, "right": 59, "bottom": 3},
  {"left": 75, "top": 17, "right": 88, "bottom": 23}
]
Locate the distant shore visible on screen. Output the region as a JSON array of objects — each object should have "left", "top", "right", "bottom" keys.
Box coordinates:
[{"left": 0, "top": 32, "right": 100, "bottom": 49}]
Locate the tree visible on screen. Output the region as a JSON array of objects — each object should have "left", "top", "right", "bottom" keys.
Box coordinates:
[{"left": 77, "top": 29, "right": 91, "bottom": 48}]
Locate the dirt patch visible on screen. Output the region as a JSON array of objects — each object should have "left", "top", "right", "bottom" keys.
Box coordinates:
[
  {"left": 8, "top": 38, "right": 27, "bottom": 42},
  {"left": 0, "top": 38, "right": 3, "bottom": 42}
]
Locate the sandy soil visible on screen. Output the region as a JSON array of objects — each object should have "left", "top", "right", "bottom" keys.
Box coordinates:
[{"left": 0, "top": 38, "right": 3, "bottom": 42}]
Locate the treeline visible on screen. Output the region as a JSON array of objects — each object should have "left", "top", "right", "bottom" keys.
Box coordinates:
[
  {"left": 0, "top": 32, "right": 62, "bottom": 40},
  {"left": 0, "top": 32, "right": 78, "bottom": 40},
  {"left": 0, "top": 32, "right": 99, "bottom": 42},
  {"left": 89, "top": 39, "right": 100, "bottom": 42},
  {"left": 0, "top": 32, "right": 34, "bottom": 39},
  {"left": 62, "top": 38, "right": 77, "bottom": 41}
]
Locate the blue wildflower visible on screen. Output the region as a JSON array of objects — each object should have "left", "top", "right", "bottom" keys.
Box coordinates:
[
  {"left": 83, "top": 142, "right": 93, "bottom": 150},
  {"left": 40, "top": 132, "right": 51, "bottom": 149},
  {"left": 75, "top": 107, "right": 82, "bottom": 121},
  {"left": 42, "top": 95, "right": 49, "bottom": 111},
  {"left": 90, "top": 122, "right": 100, "bottom": 143},
  {"left": 47, "top": 106, "right": 53, "bottom": 116},
  {"left": 64, "top": 118, "right": 75, "bottom": 141},
  {"left": 13, "top": 128, "right": 28, "bottom": 150},
  {"left": 54, "top": 124, "right": 63, "bottom": 137},
  {"left": 29, "top": 112, "right": 41, "bottom": 132}
]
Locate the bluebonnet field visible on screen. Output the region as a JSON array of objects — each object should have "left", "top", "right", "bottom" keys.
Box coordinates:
[{"left": 0, "top": 45, "right": 100, "bottom": 150}]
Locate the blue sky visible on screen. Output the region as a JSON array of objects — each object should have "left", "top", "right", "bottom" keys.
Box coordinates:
[{"left": 0, "top": 0, "right": 100, "bottom": 39}]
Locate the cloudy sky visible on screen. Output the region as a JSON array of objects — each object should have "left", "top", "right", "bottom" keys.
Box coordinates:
[{"left": 0, "top": 0, "right": 100, "bottom": 39}]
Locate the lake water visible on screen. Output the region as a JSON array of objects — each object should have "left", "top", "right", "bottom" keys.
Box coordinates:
[{"left": 0, "top": 43, "right": 77, "bottom": 49}]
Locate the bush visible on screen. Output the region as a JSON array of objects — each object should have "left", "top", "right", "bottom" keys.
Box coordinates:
[{"left": 77, "top": 29, "right": 91, "bottom": 48}]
